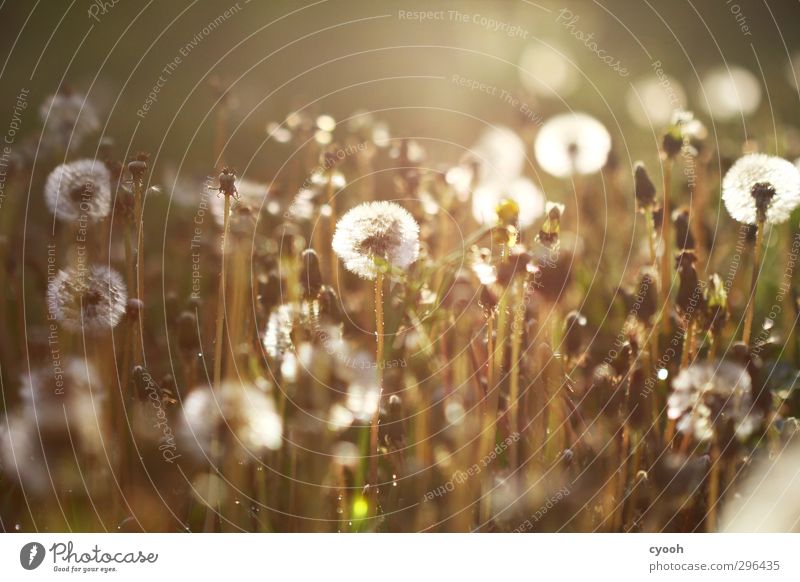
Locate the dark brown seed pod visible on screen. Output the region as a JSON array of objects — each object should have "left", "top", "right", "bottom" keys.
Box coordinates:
[
  {"left": 218, "top": 167, "right": 237, "bottom": 197},
  {"left": 633, "top": 162, "right": 657, "bottom": 210},
  {"left": 127, "top": 152, "right": 149, "bottom": 182},
  {"left": 672, "top": 206, "right": 695, "bottom": 250},
  {"left": 301, "top": 248, "right": 323, "bottom": 298},
  {"left": 563, "top": 310, "right": 587, "bottom": 361}
]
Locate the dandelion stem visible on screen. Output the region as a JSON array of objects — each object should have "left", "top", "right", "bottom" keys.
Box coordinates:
[
  {"left": 742, "top": 219, "right": 765, "bottom": 345},
  {"left": 707, "top": 438, "right": 721, "bottom": 532},
  {"left": 132, "top": 180, "right": 145, "bottom": 365},
  {"left": 508, "top": 277, "right": 524, "bottom": 472},
  {"left": 661, "top": 159, "right": 673, "bottom": 335},
  {"left": 213, "top": 193, "right": 231, "bottom": 391},
  {"left": 369, "top": 270, "right": 385, "bottom": 518}
]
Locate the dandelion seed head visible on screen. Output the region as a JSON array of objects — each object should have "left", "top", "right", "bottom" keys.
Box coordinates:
[
  {"left": 626, "top": 74, "right": 687, "bottom": 128},
  {"left": 45, "top": 159, "right": 111, "bottom": 222},
  {"left": 471, "top": 126, "right": 526, "bottom": 185},
  {"left": 699, "top": 66, "right": 761, "bottom": 120},
  {"left": 534, "top": 112, "right": 611, "bottom": 178},
  {"left": 46, "top": 265, "right": 127, "bottom": 331},
  {"left": 39, "top": 90, "right": 100, "bottom": 149},
  {"left": 669, "top": 362, "right": 761, "bottom": 441},
  {"left": 518, "top": 43, "right": 579, "bottom": 98},
  {"left": 722, "top": 153, "right": 800, "bottom": 224},
  {"left": 181, "top": 381, "right": 283, "bottom": 459},
  {"left": 332, "top": 201, "right": 420, "bottom": 280},
  {"left": 263, "top": 304, "right": 296, "bottom": 358}
]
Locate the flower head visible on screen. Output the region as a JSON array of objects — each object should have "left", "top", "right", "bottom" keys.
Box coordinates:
[
  {"left": 668, "top": 361, "right": 761, "bottom": 441},
  {"left": 470, "top": 126, "right": 526, "bottom": 185},
  {"left": 332, "top": 201, "right": 420, "bottom": 280},
  {"left": 180, "top": 381, "right": 283, "bottom": 459},
  {"left": 698, "top": 66, "right": 761, "bottom": 121},
  {"left": 722, "top": 153, "right": 800, "bottom": 224},
  {"left": 39, "top": 89, "right": 100, "bottom": 149},
  {"left": 534, "top": 112, "right": 611, "bottom": 178},
  {"left": 47, "top": 265, "right": 127, "bottom": 331},
  {"left": 45, "top": 159, "right": 111, "bottom": 222}
]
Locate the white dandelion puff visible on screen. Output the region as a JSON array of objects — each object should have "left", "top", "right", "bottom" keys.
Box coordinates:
[
  {"left": 263, "top": 304, "right": 296, "bottom": 358},
  {"left": 626, "top": 74, "right": 687, "bottom": 128},
  {"left": 698, "top": 66, "right": 761, "bottom": 121},
  {"left": 44, "top": 159, "right": 111, "bottom": 222},
  {"left": 332, "top": 201, "right": 420, "bottom": 280},
  {"left": 471, "top": 177, "right": 546, "bottom": 227},
  {"left": 534, "top": 112, "right": 611, "bottom": 178},
  {"left": 668, "top": 362, "right": 761, "bottom": 442},
  {"left": 518, "top": 43, "right": 579, "bottom": 98},
  {"left": 470, "top": 126, "right": 526, "bottom": 185},
  {"left": 39, "top": 90, "right": 100, "bottom": 149},
  {"left": 180, "top": 381, "right": 283, "bottom": 459},
  {"left": 46, "top": 265, "right": 127, "bottom": 331},
  {"left": 722, "top": 153, "right": 800, "bottom": 225}
]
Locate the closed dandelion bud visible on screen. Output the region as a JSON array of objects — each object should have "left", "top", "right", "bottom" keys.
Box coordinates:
[
  {"left": 672, "top": 207, "right": 695, "bottom": 250},
  {"left": 703, "top": 274, "right": 729, "bottom": 334},
  {"left": 611, "top": 341, "right": 634, "bottom": 377},
  {"left": 479, "top": 285, "right": 499, "bottom": 316},
  {"left": 492, "top": 224, "right": 518, "bottom": 248},
  {"left": 127, "top": 152, "right": 149, "bottom": 183},
  {"left": 218, "top": 167, "right": 237, "bottom": 197},
  {"left": 675, "top": 250, "right": 704, "bottom": 318},
  {"left": 317, "top": 285, "right": 343, "bottom": 322},
  {"left": 563, "top": 310, "right": 587, "bottom": 361},
  {"left": 634, "top": 270, "right": 658, "bottom": 325},
  {"left": 662, "top": 127, "right": 683, "bottom": 159},
  {"left": 301, "top": 249, "right": 323, "bottom": 298},
  {"left": 633, "top": 162, "right": 656, "bottom": 210},
  {"left": 385, "top": 394, "right": 405, "bottom": 448}
]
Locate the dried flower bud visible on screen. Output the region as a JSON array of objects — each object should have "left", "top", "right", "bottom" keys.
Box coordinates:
[
  {"left": 563, "top": 310, "right": 587, "bottom": 362},
  {"left": 479, "top": 285, "right": 499, "bottom": 316},
  {"left": 672, "top": 207, "right": 695, "bottom": 250},
  {"left": 634, "top": 270, "right": 658, "bottom": 325},
  {"left": 128, "top": 152, "right": 149, "bottom": 183},
  {"left": 662, "top": 127, "right": 683, "bottom": 159},
  {"left": 301, "top": 249, "right": 323, "bottom": 298},
  {"left": 218, "top": 167, "right": 237, "bottom": 197},
  {"left": 177, "top": 310, "right": 200, "bottom": 352},
  {"left": 633, "top": 162, "right": 656, "bottom": 210},
  {"left": 675, "top": 250, "right": 704, "bottom": 319}
]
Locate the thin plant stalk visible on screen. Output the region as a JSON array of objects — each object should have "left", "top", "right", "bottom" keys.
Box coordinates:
[
  {"left": 132, "top": 179, "right": 145, "bottom": 365},
  {"left": 707, "top": 438, "right": 721, "bottom": 531},
  {"left": 661, "top": 159, "right": 673, "bottom": 335},
  {"left": 369, "top": 270, "right": 385, "bottom": 518},
  {"left": 508, "top": 277, "right": 524, "bottom": 472},
  {"left": 213, "top": 193, "right": 232, "bottom": 392},
  {"left": 742, "top": 219, "right": 765, "bottom": 344}
]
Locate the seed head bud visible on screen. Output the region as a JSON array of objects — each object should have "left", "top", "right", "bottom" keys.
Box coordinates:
[
  {"left": 128, "top": 152, "right": 149, "bottom": 183},
  {"left": 672, "top": 206, "right": 695, "bottom": 250},
  {"left": 633, "top": 162, "right": 657, "bottom": 210},
  {"left": 218, "top": 167, "right": 237, "bottom": 197},
  {"left": 301, "top": 248, "right": 323, "bottom": 298}
]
